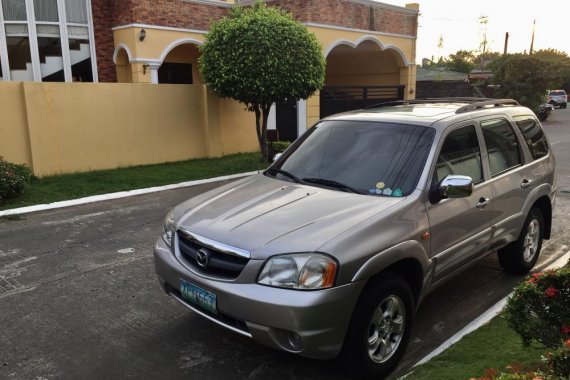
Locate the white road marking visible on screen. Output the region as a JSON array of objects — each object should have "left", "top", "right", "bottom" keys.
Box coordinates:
[{"left": 0, "top": 171, "right": 259, "bottom": 217}]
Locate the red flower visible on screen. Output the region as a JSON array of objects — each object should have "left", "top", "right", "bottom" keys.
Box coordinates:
[
  {"left": 545, "top": 286, "right": 559, "bottom": 298},
  {"left": 566, "top": 339, "right": 570, "bottom": 349},
  {"left": 562, "top": 325, "right": 570, "bottom": 335}
]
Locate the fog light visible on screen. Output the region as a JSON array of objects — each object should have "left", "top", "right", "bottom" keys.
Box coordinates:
[{"left": 288, "top": 332, "right": 303, "bottom": 350}]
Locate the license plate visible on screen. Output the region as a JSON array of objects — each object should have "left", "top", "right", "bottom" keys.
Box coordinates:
[{"left": 180, "top": 279, "right": 218, "bottom": 315}]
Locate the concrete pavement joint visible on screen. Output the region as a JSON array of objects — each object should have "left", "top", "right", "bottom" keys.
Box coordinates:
[
  {"left": 408, "top": 248, "right": 570, "bottom": 371},
  {"left": 0, "top": 171, "right": 259, "bottom": 217}
]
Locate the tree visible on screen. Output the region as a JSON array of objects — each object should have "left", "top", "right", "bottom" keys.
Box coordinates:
[
  {"left": 444, "top": 50, "right": 475, "bottom": 73},
  {"left": 199, "top": 1, "right": 325, "bottom": 162},
  {"left": 491, "top": 54, "right": 559, "bottom": 112}
]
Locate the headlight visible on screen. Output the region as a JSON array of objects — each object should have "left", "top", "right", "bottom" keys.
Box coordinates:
[
  {"left": 162, "top": 209, "right": 175, "bottom": 247},
  {"left": 258, "top": 253, "right": 337, "bottom": 290}
]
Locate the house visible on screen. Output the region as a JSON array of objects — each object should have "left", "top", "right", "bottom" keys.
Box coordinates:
[{"left": 0, "top": 0, "right": 419, "bottom": 175}]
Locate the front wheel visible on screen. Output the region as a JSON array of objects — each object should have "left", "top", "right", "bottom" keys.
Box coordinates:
[
  {"left": 340, "top": 273, "right": 414, "bottom": 378},
  {"left": 498, "top": 208, "right": 543, "bottom": 274}
]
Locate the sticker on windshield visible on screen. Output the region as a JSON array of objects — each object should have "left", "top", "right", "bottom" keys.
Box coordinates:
[
  {"left": 382, "top": 188, "right": 393, "bottom": 196},
  {"left": 369, "top": 189, "right": 377, "bottom": 194},
  {"left": 375, "top": 189, "right": 383, "bottom": 195},
  {"left": 392, "top": 188, "right": 403, "bottom": 197},
  {"left": 375, "top": 182, "right": 385, "bottom": 189}
]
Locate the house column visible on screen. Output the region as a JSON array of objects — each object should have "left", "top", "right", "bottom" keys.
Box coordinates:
[{"left": 149, "top": 63, "right": 161, "bottom": 84}]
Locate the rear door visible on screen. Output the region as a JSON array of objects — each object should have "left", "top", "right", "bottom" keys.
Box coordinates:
[
  {"left": 426, "top": 123, "right": 494, "bottom": 283},
  {"left": 483, "top": 115, "right": 552, "bottom": 248}
]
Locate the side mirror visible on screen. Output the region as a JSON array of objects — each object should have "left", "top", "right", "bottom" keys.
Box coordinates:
[
  {"left": 439, "top": 175, "right": 473, "bottom": 199},
  {"left": 272, "top": 153, "right": 283, "bottom": 162}
]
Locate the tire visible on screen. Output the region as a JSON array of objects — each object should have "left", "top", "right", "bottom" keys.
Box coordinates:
[
  {"left": 563, "top": 103, "right": 567, "bottom": 109},
  {"left": 340, "top": 273, "right": 414, "bottom": 379},
  {"left": 498, "top": 208, "right": 543, "bottom": 274}
]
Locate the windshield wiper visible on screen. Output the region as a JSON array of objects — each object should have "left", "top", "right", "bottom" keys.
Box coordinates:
[
  {"left": 266, "top": 168, "right": 304, "bottom": 184},
  {"left": 302, "top": 178, "right": 363, "bottom": 194}
]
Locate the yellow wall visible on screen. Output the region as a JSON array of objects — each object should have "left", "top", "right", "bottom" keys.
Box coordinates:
[
  {"left": 0, "top": 82, "right": 33, "bottom": 169},
  {"left": 0, "top": 82, "right": 258, "bottom": 176}
]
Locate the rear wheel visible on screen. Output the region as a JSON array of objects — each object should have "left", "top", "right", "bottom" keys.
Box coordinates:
[
  {"left": 498, "top": 208, "right": 543, "bottom": 274},
  {"left": 341, "top": 273, "right": 414, "bottom": 378}
]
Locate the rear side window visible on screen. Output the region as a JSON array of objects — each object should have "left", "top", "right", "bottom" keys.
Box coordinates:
[
  {"left": 436, "top": 125, "right": 483, "bottom": 183},
  {"left": 481, "top": 119, "right": 521, "bottom": 176},
  {"left": 514, "top": 116, "right": 549, "bottom": 160}
]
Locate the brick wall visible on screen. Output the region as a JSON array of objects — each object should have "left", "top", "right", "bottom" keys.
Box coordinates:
[
  {"left": 114, "top": 0, "right": 230, "bottom": 30},
  {"left": 91, "top": 0, "right": 117, "bottom": 82},
  {"left": 271, "top": 0, "right": 417, "bottom": 37}
]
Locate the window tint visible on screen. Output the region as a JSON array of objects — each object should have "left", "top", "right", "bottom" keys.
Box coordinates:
[
  {"left": 514, "top": 116, "right": 548, "bottom": 160},
  {"left": 549, "top": 90, "right": 566, "bottom": 96},
  {"left": 436, "top": 125, "right": 483, "bottom": 183},
  {"left": 481, "top": 119, "right": 521, "bottom": 176},
  {"left": 276, "top": 121, "right": 435, "bottom": 197}
]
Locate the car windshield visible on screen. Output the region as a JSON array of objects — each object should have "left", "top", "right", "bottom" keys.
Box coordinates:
[
  {"left": 267, "top": 120, "right": 435, "bottom": 197},
  {"left": 550, "top": 91, "right": 566, "bottom": 96}
]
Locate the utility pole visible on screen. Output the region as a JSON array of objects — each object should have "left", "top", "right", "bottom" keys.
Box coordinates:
[
  {"left": 529, "top": 20, "right": 536, "bottom": 55},
  {"left": 479, "top": 15, "right": 489, "bottom": 70},
  {"left": 503, "top": 32, "right": 509, "bottom": 55}
]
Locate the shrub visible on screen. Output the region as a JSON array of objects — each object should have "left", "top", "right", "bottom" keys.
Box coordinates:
[
  {"left": 270, "top": 141, "right": 291, "bottom": 153},
  {"left": 0, "top": 157, "right": 33, "bottom": 202},
  {"left": 545, "top": 342, "right": 570, "bottom": 378},
  {"left": 505, "top": 265, "right": 570, "bottom": 348}
]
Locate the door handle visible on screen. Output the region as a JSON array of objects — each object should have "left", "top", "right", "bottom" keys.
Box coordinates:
[
  {"left": 521, "top": 179, "right": 532, "bottom": 189},
  {"left": 476, "top": 197, "right": 490, "bottom": 209}
]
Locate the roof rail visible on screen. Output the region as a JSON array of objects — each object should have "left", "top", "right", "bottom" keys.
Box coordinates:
[
  {"left": 363, "top": 97, "right": 520, "bottom": 113},
  {"left": 455, "top": 99, "right": 520, "bottom": 114}
]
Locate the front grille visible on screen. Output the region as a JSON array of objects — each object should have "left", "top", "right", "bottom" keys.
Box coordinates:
[{"left": 177, "top": 231, "right": 249, "bottom": 279}]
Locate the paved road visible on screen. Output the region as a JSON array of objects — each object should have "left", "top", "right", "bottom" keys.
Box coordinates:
[{"left": 1, "top": 109, "right": 570, "bottom": 380}]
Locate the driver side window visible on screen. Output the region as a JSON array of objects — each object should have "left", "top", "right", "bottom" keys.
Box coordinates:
[{"left": 436, "top": 125, "right": 483, "bottom": 184}]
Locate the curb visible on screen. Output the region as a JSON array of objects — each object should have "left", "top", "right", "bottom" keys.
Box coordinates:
[{"left": 0, "top": 171, "right": 259, "bottom": 217}]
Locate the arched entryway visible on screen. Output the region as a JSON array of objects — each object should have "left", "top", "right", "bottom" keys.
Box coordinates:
[
  {"left": 320, "top": 38, "right": 408, "bottom": 118},
  {"left": 114, "top": 47, "right": 133, "bottom": 83},
  {"left": 158, "top": 40, "right": 202, "bottom": 85}
]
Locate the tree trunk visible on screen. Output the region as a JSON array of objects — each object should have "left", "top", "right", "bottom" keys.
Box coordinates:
[
  {"left": 260, "top": 104, "right": 271, "bottom": 163},
  {"left": 254, "top": 105, "right": 264, "bottom": 162}
]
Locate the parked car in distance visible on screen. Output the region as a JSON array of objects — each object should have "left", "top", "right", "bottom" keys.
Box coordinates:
[
  {"left": 154, "top": 98, "right": 556, "bottom": 378},
  {"left": 548, "top": 89, "right": 567, "bottom": 108}
]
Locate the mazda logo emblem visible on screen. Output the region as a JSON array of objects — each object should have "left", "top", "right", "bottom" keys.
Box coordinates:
[{"left": 196, "top": 248, "right": 210, "bottom": 268}]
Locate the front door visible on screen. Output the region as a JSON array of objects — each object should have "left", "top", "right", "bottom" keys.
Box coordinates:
[
  {"left": 276, "top": 101, "right": 298, "bottom": 142},
  {"left": 426, "top": 124, "right": 494, "bottom": 284}
]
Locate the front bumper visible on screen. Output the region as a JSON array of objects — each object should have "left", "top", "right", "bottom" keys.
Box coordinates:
[{"left": 153, "top": 238, "right": 365, "bottom": 359}]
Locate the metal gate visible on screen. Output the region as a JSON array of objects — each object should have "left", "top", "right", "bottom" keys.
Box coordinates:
[{"left": 320, "top": 85, "right": 405, "bottom": 118}]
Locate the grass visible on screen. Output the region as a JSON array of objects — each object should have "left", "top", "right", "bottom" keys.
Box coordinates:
[
  {"left": 404, "top": 315, "right": 546, "bottom": 380},
  {"left": 0, "top": 153, "right": 267, "bottom": 211}
]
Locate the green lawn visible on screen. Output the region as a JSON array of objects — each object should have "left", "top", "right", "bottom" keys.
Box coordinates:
[
  {"left": 0, "top": 153, "right": 266, "bottom": 211},
  {"left": 404, "top": 315, "right": 546, "bottom": 380}
]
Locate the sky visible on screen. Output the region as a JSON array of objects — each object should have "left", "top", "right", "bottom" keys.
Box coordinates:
[{"left": 382, "top": 0, "right": 570, "bottom": 63}]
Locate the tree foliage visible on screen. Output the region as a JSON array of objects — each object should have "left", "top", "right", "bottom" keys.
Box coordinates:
[
  {"left": 199, "top": 1, "right": 325, "bottom": 161},
  {"left": 445, "top": 50, "right": 476, "bottom": 73},
  {"left": 491, "top": 54, "right": 560, "bottom": 112}
]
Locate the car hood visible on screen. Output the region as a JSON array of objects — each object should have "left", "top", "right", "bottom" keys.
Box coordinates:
[{"left": 174, "top": 174, "right": 404, "bottom": 259}]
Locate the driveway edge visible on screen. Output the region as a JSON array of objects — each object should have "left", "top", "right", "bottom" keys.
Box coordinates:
[{"left": 0, "top": 171, "right": 259, "bottom": 217}]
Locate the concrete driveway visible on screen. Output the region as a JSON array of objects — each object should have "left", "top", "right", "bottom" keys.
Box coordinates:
[{"left": 1, "top": 110, "right": 570, "bottom": 380}]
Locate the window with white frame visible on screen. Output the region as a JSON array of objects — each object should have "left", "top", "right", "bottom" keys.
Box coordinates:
[{"left": 0, "top": 0, "right": 97, "bottom": 82}]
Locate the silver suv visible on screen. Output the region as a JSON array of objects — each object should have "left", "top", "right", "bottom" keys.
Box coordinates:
[{"left": 154, "top": 99, "right": 555, "bottom": 377}]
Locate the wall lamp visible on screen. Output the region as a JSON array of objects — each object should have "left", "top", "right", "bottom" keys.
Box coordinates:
[{"left": 139, "top": 28, "right": 146, "bottom": 42}]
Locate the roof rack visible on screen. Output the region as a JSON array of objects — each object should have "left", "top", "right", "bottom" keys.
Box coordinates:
[
  {"left": 363, "top": 97, "right": 520, "bottom": 114},
  {"left": 455, "top": 99, "right": 520, "bottom": 114}
]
